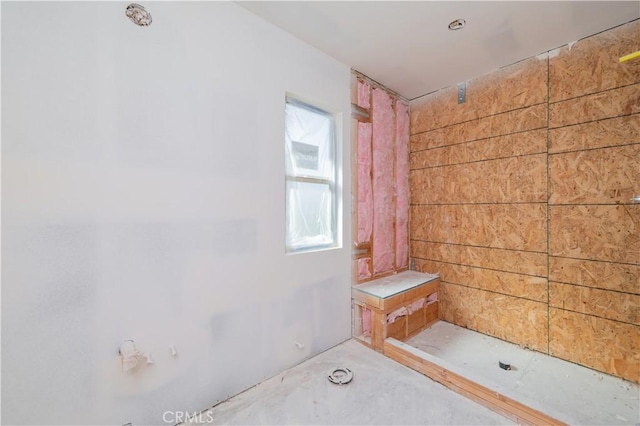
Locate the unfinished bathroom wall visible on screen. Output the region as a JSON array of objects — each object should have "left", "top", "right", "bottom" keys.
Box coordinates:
[
  {"left": 2, "top": 3, "right": 351, "bottom": 425},
  {"left": 409, "top": 19, "right": 639, "bottom": 382},
  {"left": 410, "top": 55, "right": 549, "bottom": 352},
  {"left": 547, "top": 20, "right": 640, "bottom": 382},
  {"left": 352, "top": 75, "right": 409, "bottom": 282}
]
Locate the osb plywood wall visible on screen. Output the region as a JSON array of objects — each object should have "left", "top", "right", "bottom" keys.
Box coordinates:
[
  {"left": 409, "top": 20, "right": 639, "bottom": 383},
  {"left": 353, "top": 74, "right": 410, "bottom": 282}
]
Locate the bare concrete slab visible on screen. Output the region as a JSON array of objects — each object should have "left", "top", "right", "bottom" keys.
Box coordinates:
[
  {"left": 189, "top": 339, "right": 513, "bottom": 425},
  {"left": 405, "top": 321, "right": 640, "bottom": 425}
]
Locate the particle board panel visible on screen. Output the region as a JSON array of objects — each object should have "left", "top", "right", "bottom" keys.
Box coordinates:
[
  {"left": 549, "top": 308, "right": 640, "bottom": 383},
  {"left": 549, "top": 144, "right": 640, "bottom": 205},
  {"left": 415, "top": 259, "right": 548, "bottom": 302},
  {"left": 411, "top": 240, "right": 547, "bottom": 277},
  {"left": 549, "top": 256, "right": 639, "bottom": 295},
  {"left": 410, "top": 104, "right": 547, "bottom": 151},
  {"left": 410, "top": 57, "right": 548, "bottom": 134},
  {"left": 410, "top": 129, "right": 547, "bottom": 169},
  {"left": 372, "top": 88, "right": 396, "bottom": 274},
  {"left": 549, "top": 113, "right": 640, "bottom": 154},
  {"left": 437, "top": 282, "right": 548, "bottom": 352},
  {"left": 410, "top": 204, "right": 547, "bottom": 252},
  {"left": 410, "top": 154, "right": 547, "bottom": 205},
  {"left": 549, "top": 83, "right": 640, "bottom": 129},
  {"left": 549, "top": 20, "right": 640, "bottom": 103},
  {"left": 550, "top": 282, "right": 640, "bottom": 325},
  {"left": 549, "top": 205, "right": 640, "bottom": 264}
]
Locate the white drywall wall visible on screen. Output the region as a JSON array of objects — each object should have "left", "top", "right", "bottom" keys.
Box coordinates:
[{"left": 1, "top": 2, "right": 351, "bottom": 425}]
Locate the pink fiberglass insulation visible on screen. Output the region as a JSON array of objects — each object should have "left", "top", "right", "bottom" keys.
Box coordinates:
[
  {"left": 357, "top": 122, "right": 373, "bottom": 244},
  {"left": 427, "top": 292, "right": 438, "bottom": 303},
  {"left": 362, "top": 309, "right": 372, "bottom": 337},
  {"left": 395, "top": 100, "right": 410, "bottom": 269},
  {"left": 372, "top": 88, "right": 396, "bottom": 274},
  {"left": 408, "top": 297, "right": 425, "bottom": 314},
  {"left": 357, "top": 257, "right": 371, "bottom": 281},
  {"left": 357, "top": 80, "right": 371, "bottom": 109},
  {"left": 387, "top": 306, "right": 407, "bottom": 324}
]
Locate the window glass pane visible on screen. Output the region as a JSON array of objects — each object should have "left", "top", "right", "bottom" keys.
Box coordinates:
[
  {"left": 286, "top": 180, "right": 333, "bottom": 250},
  {"left": 285, "top": 102, "right": 334, "bottom": 180}
]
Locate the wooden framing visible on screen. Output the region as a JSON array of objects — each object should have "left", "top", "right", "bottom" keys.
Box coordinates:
[
  {"left": 384, "top": 339, "right": 566, "bottom": 426},
  {"left": 352, "top": 274, "right": 439, "bottom": 352}
]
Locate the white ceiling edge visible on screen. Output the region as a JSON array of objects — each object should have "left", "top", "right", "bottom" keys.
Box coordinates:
[{"left": 238, "top": 1, "right": 640, "bottom": 99}]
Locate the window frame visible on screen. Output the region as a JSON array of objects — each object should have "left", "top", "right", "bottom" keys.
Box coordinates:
[{"left": 285, "top": 97, "right": 338, "bottom": 253}]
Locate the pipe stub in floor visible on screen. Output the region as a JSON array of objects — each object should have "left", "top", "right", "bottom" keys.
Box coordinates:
[
  {"left": 499, "top": 360, "right": 512, "bottom": 370},
  {"left": 328, "top": 367, "right": 353, "bottom": 385}
]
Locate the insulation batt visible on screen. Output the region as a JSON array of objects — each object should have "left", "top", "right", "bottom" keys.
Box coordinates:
[
  {"left": 357, "top": 122, "right": 373, "bottom": 244},
  {"left": 395, "top": 100, "right": 410, "bottom": 268},
  {"left": 372, "top": 88, "right": 396, "bottom": 274}
]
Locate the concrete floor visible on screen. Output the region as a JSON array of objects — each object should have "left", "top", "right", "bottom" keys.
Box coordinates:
[
  {"left": 406, "top": 321, "right": 640, "bottom": 425},
  {"left": 187, "top": 322, "right": 639, "bottom": 425},
  {"left": 189, "top": 339, "right": 513, "bottom": 425}
]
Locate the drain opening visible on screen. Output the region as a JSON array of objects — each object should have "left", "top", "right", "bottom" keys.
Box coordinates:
[{"left": 328, "top": 367, "right": 353, "bottom": 385}]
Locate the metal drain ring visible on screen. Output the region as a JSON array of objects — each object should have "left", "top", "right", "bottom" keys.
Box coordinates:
[{"left": 328, "top": 367, "right": 353, "bottom": 385}]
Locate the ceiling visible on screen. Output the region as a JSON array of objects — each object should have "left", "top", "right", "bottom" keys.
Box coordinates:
[{"left": 239, "top": 1, "right": 639, "bottom": 100}]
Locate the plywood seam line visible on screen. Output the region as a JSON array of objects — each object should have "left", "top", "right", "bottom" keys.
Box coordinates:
[
  {"left": 549, "top": 139, "right": 640, "bottom": 156},
  {"left": 411, "top": 154, "right": 549, "bottom": 170},
  {"left": 432, "top": 281, "right": 547, "bottom": 304},
  {"left": 549, "top": 111, "right": 640, "bottom": 131},
  {"left": 410, "top": 257, "right": 547, "bottom": 279},
  {"left": 412, "top": 128, "right": 547, "bottom": 153},
  {"left": 409, "top": 239, "right": 548, "bottom": 254},
  {"left": 548, "top": 306, "right": 640, "bottom": 328},
  {"left": 411, "top": 128, "right": 548, "bottom": 154},
  {"left": 410, "top": 102, "right": 547, "bottom": 137},
  {"left": 549, "top": 81, "right": 640, "bottom": 106},
  {"left": 549, "top": 202, "right": 640, "bottom": 207}
]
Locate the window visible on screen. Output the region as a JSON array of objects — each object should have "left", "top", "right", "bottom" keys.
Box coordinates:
[{"left": 285, "top": 98, "right": 337, "bottom": 252}]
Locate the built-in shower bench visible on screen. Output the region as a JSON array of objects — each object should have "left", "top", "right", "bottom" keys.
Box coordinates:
[{"left": 351, "top": 270, "right": 439, "bottom": 351}]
